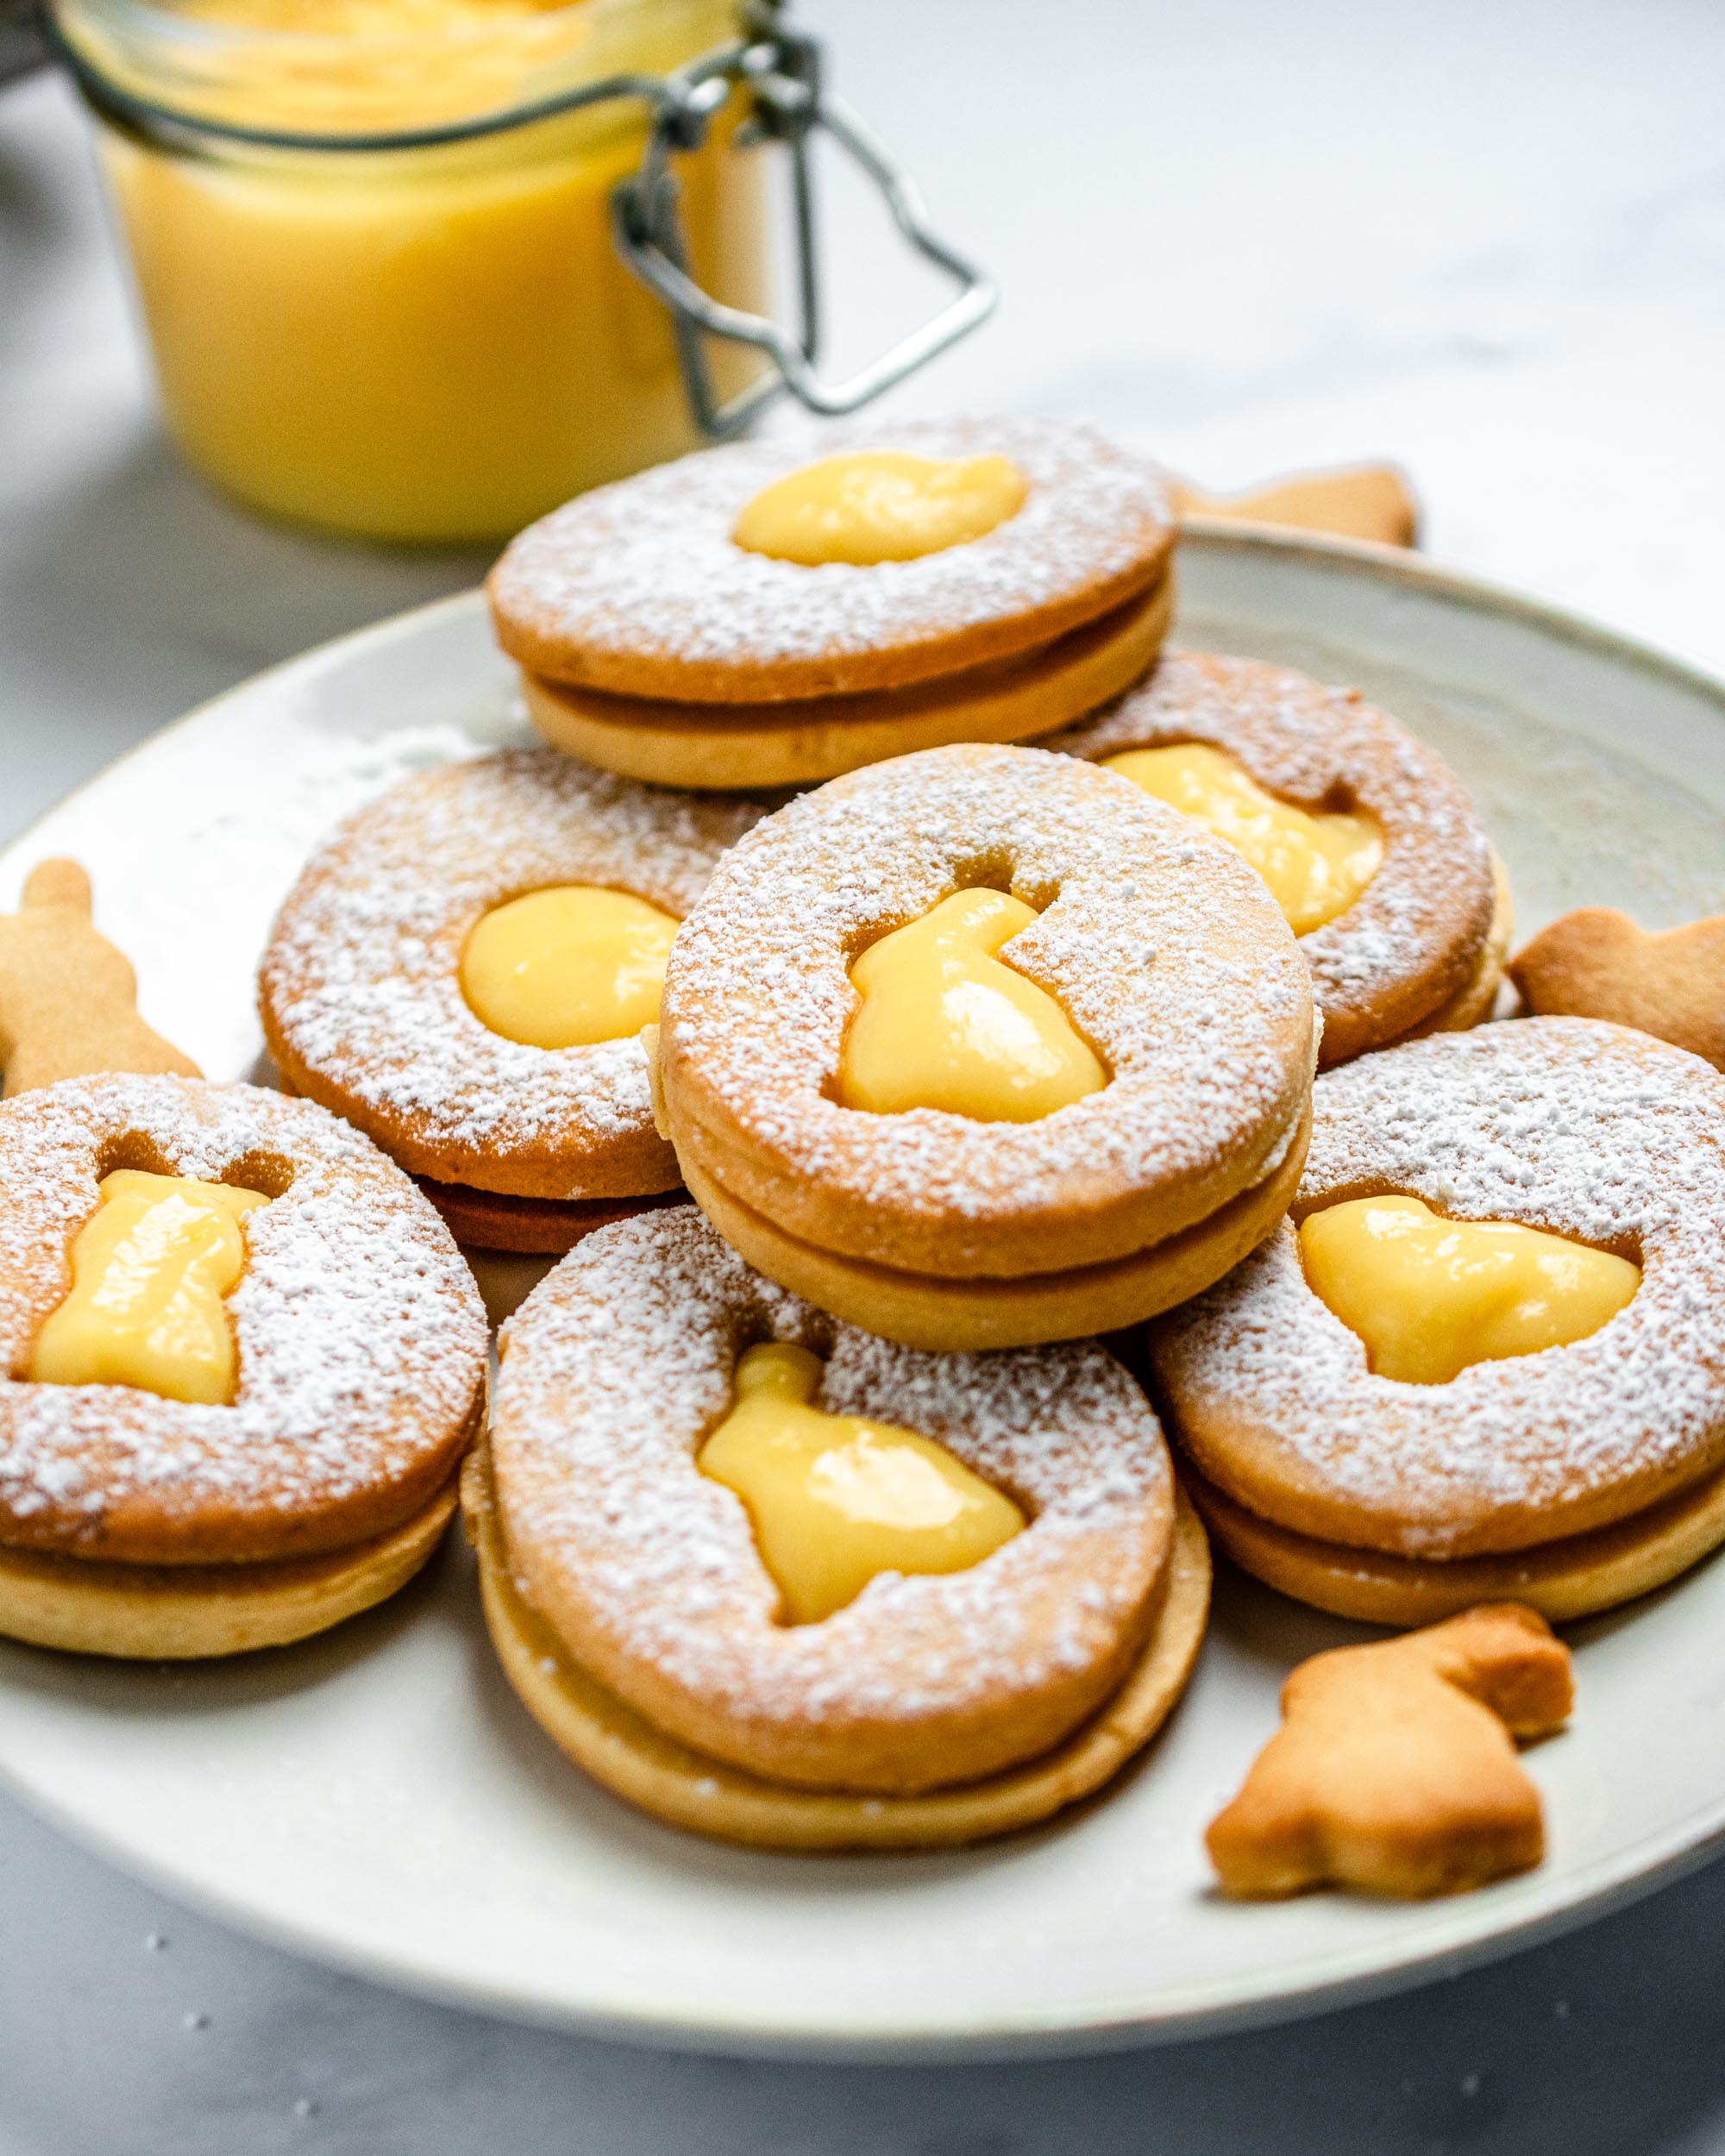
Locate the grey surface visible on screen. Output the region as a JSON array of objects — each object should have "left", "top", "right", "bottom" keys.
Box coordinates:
[{"left": 3, "top": 3, "right": 1725, "bottom": 2147}]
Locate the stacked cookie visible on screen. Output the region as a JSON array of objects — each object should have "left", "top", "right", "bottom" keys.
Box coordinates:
[
  {"left": 1044, "top": 651, "right": 1512, "bottom": 1062},
  {"left": 260, "top": 751, "right": 762, "bottom": 1254},
  {"left": 651, "top": 743, "right": 1316, "bottom": 1350},
  {"left": 0, "top": 868, "right": 486, "bottom": 1659},
  {"left": 1152, "top": 1019, "right": 1725, "bottom": 1626},
  {"left": 487, "top": 417, "right": 1176, "bottom": 791}
]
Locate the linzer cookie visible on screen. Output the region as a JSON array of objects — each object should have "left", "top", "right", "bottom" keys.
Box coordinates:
[
  {"left": 488, "top": 418, "right": 1176, "bottom": 790},
  {"left": 0, "top": 1074, "right": 486, "bottom": 1658},
  {"left": 467, "top": 1204, "right": 1210, "bottom": 1850},
  {"left": 1151, "top": 1018, "right": 1725, "bottom": 1623},
  {"left": 259, "top": 750, "right": 762, "bottom": 1253},
  {"left": 1046, "top": 652, "right": 1509, "bottom": 1065},
  {"left": 654, "top": 743, "right": 1317, "bottom": 1351}
]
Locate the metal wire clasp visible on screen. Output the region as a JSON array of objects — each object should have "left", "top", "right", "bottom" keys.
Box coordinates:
[{"left": 612, "top": 3, "right": 996, "bottom": 439}]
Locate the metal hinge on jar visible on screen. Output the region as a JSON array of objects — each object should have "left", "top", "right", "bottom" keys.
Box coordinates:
[{"left": 612, "top": 0, "right": 998, "bottom": 437}]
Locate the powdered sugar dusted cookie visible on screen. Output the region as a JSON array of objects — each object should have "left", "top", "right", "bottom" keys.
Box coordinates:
[
  {"left": 1046, "top": 652, "right": 1507, "bottom": 1064},
  {"left": 0, "top": 1074, "right": 486, "bottom": 1656},
  {"left": 491, "top": 418, "right": 1176, "bottom": 789},
  {"left": 260, "top": 749, "right": 762, "bottom": 1251},
  {"left": 469, "top": 1203, "right": 1210, "bottom": 1848},
  {"left": 657, "top": 743, "right": 1317, "bottom": 1351},
  {"left": 1153, "top": 1018, "right": 1725, "bottom": 1622}
]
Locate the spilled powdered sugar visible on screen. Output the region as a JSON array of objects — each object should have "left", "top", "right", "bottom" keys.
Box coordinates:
[
  {"left": 0, "top": 1075, "right": 486, "bottom": 1556},
  {"left": 1151, "top": 1018, "right": 1725, "bottom": 1555},
  {"left": 259, "top": 751, "right": 762, "bottom": 1194},
  {"left": 488, "top": 417, "right": 1174, "bottom": 698},
  {"left": 1047, "top": 650, "right": 1497, "bottom": 1044},
  {"left": 661, "top": 744, "right": 1316, "bottom": 1269},
  {"left": 491, "top": 1206, "right": 1172, "bottom": 1733}
]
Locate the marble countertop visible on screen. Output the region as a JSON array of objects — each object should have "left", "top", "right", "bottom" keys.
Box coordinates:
[{"left": 3, "top": 3, "right": 1725, "bottom": 2147}]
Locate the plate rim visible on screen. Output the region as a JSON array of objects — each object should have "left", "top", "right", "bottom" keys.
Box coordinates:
[
  {"left": 4, "top": 524, "right": 1725, "bottom": 2060},
  {"left": 22, "top": 518, "right": 1725, "bottom": 863},
  {"left": 5, "top": 1721, "right": 1725, "bottom": 2063}
]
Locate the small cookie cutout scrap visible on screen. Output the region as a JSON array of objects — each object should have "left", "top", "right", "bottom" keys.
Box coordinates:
[
  {"left": 0, "top": 861, "right": 198, "bottom": 1096},
  {"left": 1509, "top": 908, "right": 1725, "bottom": 1071},
  {"left": 1171, "top": 463, "right": 1420, "bottom": 548},
  {"left": 1208, "top": 1603, "right": 1572, "bottom": 1900}
]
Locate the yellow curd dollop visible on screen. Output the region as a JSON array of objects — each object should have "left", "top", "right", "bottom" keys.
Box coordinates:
[
  {"left": 28, "top": 1170, "right": 272, "bottom": 1407},
  {"left": 461, "top": 885, "right": 679, "bottom": 1050},
  {"left": 1298, "top": 1194, "right": 1640, "bottom": 1385},
  {"left": 837, "top": 888, "right": 1107, "bottom": 1122},
  {"left": 1105, "top": 743, "right": 1382, "bottom": 934},
  {"left": 733, "top": 451, "right": 1028, "bottom": 567},
  {"left": 698, "top": 1341, "right": 1026, "bottom": 1624}
]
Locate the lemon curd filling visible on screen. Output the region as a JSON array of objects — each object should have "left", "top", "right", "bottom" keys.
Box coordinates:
[
  {"left": 732, "top": 451, "right": 1029, "bottom": 567},
  {"left": 460, "top": 885, "right": 680, "bottom": 1050},
  {"left": 698, "top": 1342, "right": 1026, "bottom": 1624},
  {"left": 1298, "top": 1194, "right": 1641, "bottom": 1386},
  {"left": 1104, "top": 743, "right": 1383, "bottom": 935},
  {"left": 837, "top": 887, "right": 1107, "bottom": 1122},
  {"left": 28, "top": 1170, "right": 272, "bottom": 1407}
]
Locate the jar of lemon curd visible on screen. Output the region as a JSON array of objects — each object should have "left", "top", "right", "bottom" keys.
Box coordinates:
[{"left": 49, "top": 0, "right": 992, "bottom": 543}]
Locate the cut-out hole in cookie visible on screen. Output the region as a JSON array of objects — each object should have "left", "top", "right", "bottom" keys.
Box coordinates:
[
  {"left": 835, "top": 887, "right": 1107, "bottom": 1122},
  {"left": 28, "top": 1170, "right": 273, "bottom": 1406},
  {"left": 96, "top": 1130, "right": 295, "bottom": 1203},
  {"left": 1102, "top": 743, "right": 1382, "bottom": 935},
  {"left": 731, "top": 450, "right": 1028, "bottom": 567},
  {"left": 1298, "top": 1194, "right": 1640, "bottom": 1385},
  {"left": 461, "top": 885, "right": 680, "bottom": 1050},
  {"left": 697, "top": 1341, "right": 1026, "bottom": 1624}
]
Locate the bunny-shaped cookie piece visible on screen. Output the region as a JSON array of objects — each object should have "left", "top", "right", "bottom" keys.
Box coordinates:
[
  {"left": 0, "top": 861, "right": 199, "bottom": 1096},
  {"left": 1509, "top": 908, "right": 1725, "bottom": 1071},
  {"left": 1208, "top": 1603, "right": 1572, "bottom": 1899}
]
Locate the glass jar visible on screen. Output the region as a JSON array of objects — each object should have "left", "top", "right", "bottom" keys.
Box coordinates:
[{"left": 50, "top": 0, "right": 771, "bottom": 542}]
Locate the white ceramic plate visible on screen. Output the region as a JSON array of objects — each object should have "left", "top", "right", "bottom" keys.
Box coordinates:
[{"left": 3, "top": 528, "right": 1724, "bottom": 2061}]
